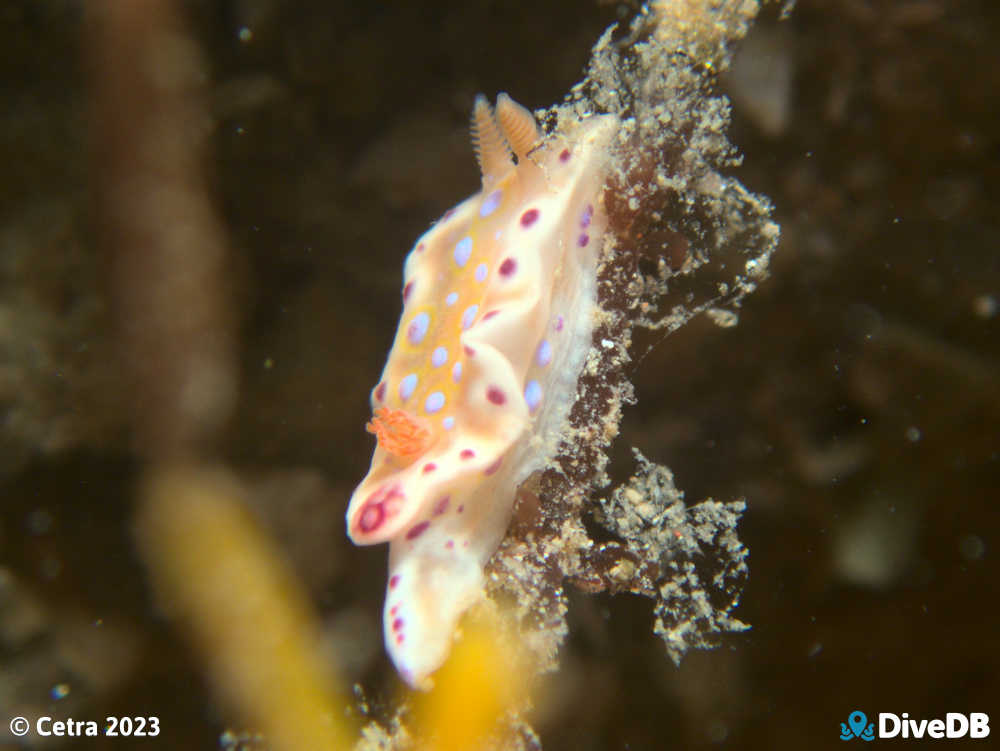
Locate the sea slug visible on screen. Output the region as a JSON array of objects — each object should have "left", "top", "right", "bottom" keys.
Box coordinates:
[{"left": 346, "top": 94, "right": 617, "bottom": 687}]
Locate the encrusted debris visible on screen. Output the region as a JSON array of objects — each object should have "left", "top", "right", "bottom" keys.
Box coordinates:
[
  {"left": 484, "top": 0, "right": 773, "bottom": 683},
  {"left": 598, "top": 450, "right": 749, "bottom": 663}
]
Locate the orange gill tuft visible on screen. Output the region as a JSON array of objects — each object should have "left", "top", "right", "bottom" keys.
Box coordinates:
[{"left": 366, "top": 406, "right": 432, "bottom": 459}]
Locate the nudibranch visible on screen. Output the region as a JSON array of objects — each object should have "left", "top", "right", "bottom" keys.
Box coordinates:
[{"left": 346, "top": 93, "right": 618, "bottom": 687}]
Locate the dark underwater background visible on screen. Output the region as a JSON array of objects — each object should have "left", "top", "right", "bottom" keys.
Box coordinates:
[{"left": 0, "top": 1, "right": 996, "bottom": 749}]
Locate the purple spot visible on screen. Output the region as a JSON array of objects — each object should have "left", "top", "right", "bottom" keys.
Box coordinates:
[
  {"left": 359, "top": 504, "right": 384, "bottom": 533},
  {"left": 422, "top": 463, "right": 436, "bottom": 474},
  {"left": 486, "top": 386, "right": 506, "bottom": 406},
  {"left": 499, "top": 258, "right": 517, "bottom": 277},
  {"left": 442, "top": 416, "right": 455, "bottom": 430},
  {"left": 392, "top": 618, "right": 404, "bottom": 632},
  {"left": 460, "top": 449, "right": 475, "bottom": 460},
  {"left": 458, "top": 504, "right": 465, "bottom": 513},
  {"left": 399, "top": 373, "right": 418, "bottom": 401},
  {"left": 555, "top": 315, "right": 564, "bottom": 332},
  {"left": 559, "top": 148, "right": 571, "bottom": 163},
  {"left": 536, "top": 339, "right": 552, "bottom": 367},
  {"left": 416, "top": 242, "right": 426, "bottom": 253},
  {"left": 462, "top": 305, "right": 479, "bottom": 330},
  {"left": 464, "top": 345, "right": 476, "bottom": 357},
  {"left": 484, "top": 457, "right": 503, "bottom": 475},
  {"left": 357, "top": 484, "right": 403, "bottom": 536},
  {"left": 581, "top": 204, "right": 593, "bottom": 228},
  {"left": 403, "top": 280, "right": 414, "bottom": 301},
  {"left": 475, "top": 263, "right": 488, "bottom": 282},
  {"left": 434, "top": 496, "right": 450, "bottom": 515},
  {"left": 389, "top": 574, "right": 401, "bottom": 589},
  {"left": 480, "top": 189, "right": 502, "bottom": 217},
  {"left": 406, "top": 521, "right": 430, "bottom": 540},
  {"left": 431, "top": 346, "right": 448, "bottom": 367},
  {"left": 525, "top": 379, "right": 542, "bottom": 412},
  {"left": 407, "top": 312, "right": 430, "bottom": 344},
  {"left": 483, "top": 310, "right": 500, "bottom": 321},
  {"left": 425, "top": 391, "right": 445, "bottom": 414},
  {"left": 445, "top": 540, "right": 455, "bottom": 549},
  {"left": 396, "top": 634, "right": 404, "bottom": 645},
  {"left": 452, "top": 361, "right": 463, "bottom": 382},
  {"left": 454, "top": 236, "right": 473, "bottom": 267},
  {"left": 578, "top": 233, "right": 590, "bottom": 247},
  {"left": 374, "top": 382, "right": 386, "bottom": 402},
  {"left": 390, "top": 605, "right": 398, "bottom": 616},
  {"left": 520, "top": 208, "right": 539, "bottom": 227},
  {"left": 445, "top": 292, "right": 458, "bottom": 307}
]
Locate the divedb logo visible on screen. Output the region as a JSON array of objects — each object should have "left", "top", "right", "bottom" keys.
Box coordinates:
[{"left": 840, "top": 710, "right": 990, "bottom": 741}]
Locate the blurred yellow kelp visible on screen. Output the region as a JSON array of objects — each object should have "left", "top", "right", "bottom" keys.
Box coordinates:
[
  {"left": 412, "top": 611, "right": 528, "bottom": 751},
  {"left": 138, "top": 466, "right": 356, "bottom": 751}
]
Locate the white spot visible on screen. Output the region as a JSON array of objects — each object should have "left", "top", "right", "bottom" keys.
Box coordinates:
[
  {"left": 462, "top": 305, "right": 479, "bottom": 330},
  {"left": 399, "top": 373, "right": 418, "bottom": 401},
  {"left": 445, "top": 292, "right": 458, "bottom": 307},
  {"left": 431, "top": 346, "right": 448, "bottom": 367},
  {"left": 454, "top": 236, "right": 473, "bottom": 267},
  {"left": 425, "top": 391, "right": 445, "bottom": 414},
  {"left": 535, "top": 339, "right": 552, "bottom": 367},
  {"left": 442, "top": 416, "right": 455, "bottom": 430},
  {"left": 475, "top": 263, "right": 488, "bottom": 282},
  {"left": 407, "top": 312, "right": 430, "bottom": 344},
  {"left": 479, "top": 189, "right": 502, "bottom": 217},
  {"left": 452, "top": 361, "right": 462, "bottom": 382},
  {"left": 601, "top": 338, "right": 615, "bottom": 349},
  {"left": 524, "top": 380, "right": 542, "bottom": 412}
]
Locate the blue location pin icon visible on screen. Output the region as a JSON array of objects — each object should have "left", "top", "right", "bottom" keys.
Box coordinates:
[{"left": 848, "top": 711, "right": 867, "bottom": 738}]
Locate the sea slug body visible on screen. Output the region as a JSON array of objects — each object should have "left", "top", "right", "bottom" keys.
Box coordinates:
[{"left": 346, "top": 93, "right": 617, "bottom": 688}]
